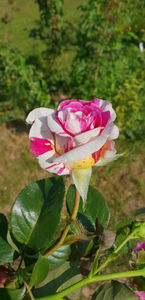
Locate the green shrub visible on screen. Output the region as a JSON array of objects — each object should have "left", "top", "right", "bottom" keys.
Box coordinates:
[
  {"left": 70, "top": 0, "right": 145, "bottom": 139},
  {"left": 0, "top": 46, "right": 51, "bottom": 122}
]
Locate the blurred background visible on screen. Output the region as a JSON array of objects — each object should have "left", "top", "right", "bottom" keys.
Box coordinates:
[{"left": 0, "top": 0, "right": 145, "bottom": 222}]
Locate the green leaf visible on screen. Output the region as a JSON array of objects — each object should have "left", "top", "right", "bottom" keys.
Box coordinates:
[
  {"left": 45, "top": 245, "right": 71, "bottom": 271},
  {"left": 114, "top": 219, "right": 134, "bottom": 232},
  {"left": 0, "top": 237, "right": 17, "bottom": 264},
  {"left": 33, "top": 262, "right": 82, "bottom": 297},
  {"left": 85, "top": 186, "right": 110, "bottom": 228},
  {"left": 66, "top": 185, "right": 110, "bottom": 229},
  {"left": 115, "top": 231, "right": 129, "bottom": 255},
  {"left": 0, "top": 213, "right": 8, "bottom": 239},
  {"left": 91, "top": 281, "right": 139, "bottom": 300},
  {"left": 0, "top": 287, "right": 26, "bottom": 300},
  {"left": 30, "top": 246, "right": 71, "bottom": 287},
  {"left": 77, "top": 213, "right": 95, "bottom": 232},
  {"left": 10, "top": 177, "right": 65, "bottom": 251},
  {"left": 0, "top": 214, "right": 16, "bottom": 264},
  {"left": 30, "top": 255, "right": 50, "bottom": 288},
  {"left": 7, "top": 230, "right": 20, "bottom": 253}
]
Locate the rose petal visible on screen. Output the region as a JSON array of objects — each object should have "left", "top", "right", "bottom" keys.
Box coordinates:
[
  {"left": 74, "top": 127, "right": 103, "bottom": 146},
  {"left": 26, "top": 107, "right": 54, "bottom": 124},
  {"left": 55, "top": 134, "right": 74, "bottom": 155},
  {"left": 66, "top": 112, "right": 81, "bottom": 135},
  {"left": 109, "top": 125, "right": 119, "bottom": 139},
  {"left": 47, "top": 113, "right": 69, "bottom": 136},
  {"left": 94, "top": 154, "right": 123, "bottom": 167},
  {"left": 134, "top": 291, "right": 145, "bottom": 300},
  {"left": 29, "top": 117, "right": 53, "bottom": 140},
  {"left": 72, "top": 168, "right": 92, "bottom": 202},
  {"left": 53, "top": 133, "right": 109, "bottom": 164},
  {"left": 134, "top": 242, "right": 145, "bottom": 253},
  {"left": 97, "top": 99, "right": 116, "bottom": 122},
  {"left": 54, "top": 122, "right": 114, "bottom": 164},
  {"left": 38, "top": 157, "right": 71, "bottom": 175},
  {"left": 30, "top": 137, "right": 54, "bottom": 157},
  {"left": 37, "top": 151, "right": 56, "bottom": 162}
]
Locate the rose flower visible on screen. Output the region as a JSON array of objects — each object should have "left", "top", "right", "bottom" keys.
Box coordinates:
[{"left": 26, "top": 99, "right": 120, "bottom": 201}]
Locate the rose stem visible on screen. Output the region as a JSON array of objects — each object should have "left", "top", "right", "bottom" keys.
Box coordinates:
[
  {"left": 44, "top": 188, "right": 80, "bottom": 257},
  {"left": 37, "top": 268, "right": 145, "bottom": 300},
  {"left": 24, "top": 281, "right": 35, "bottom": 300},
  {"left": 70, "top": 188, "right": 80, "bottom": 221}
]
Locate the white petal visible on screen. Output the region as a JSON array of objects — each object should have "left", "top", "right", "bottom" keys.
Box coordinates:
[
  {"left": 47, "top": 113, "right": 69, "bottom": 136},
  {"left": 55, "top": 134, "right": 74, "bottom": 155},
  {"left": 102, "top": 121, "right": 114, "bottom": 135},
  {"left": 29, "top": 117, "right": 53, "bottom": 140},
  {"left": 37, "top": 150, "right": 56, "bottom": 162},
  {"left": 109, "top": 125, "right": 119, "bottom": 140},
  {"left": 72, "top": 168, "right": 92, "bottom": 202},
  {"left": 99, "top": 100, "right": 116, "bottom": 122},
  {"left": 38, "top": 157, "right": 71, "bottom": 175},
  {"left": 26, "top": 108, "right": 55, "bottom": 124},
  {"left": 94, "top": 154, "right": 123, "bottom": 167},
  {"left": 53, "top": 133, "right": 109, "bottom": 164},
  {"left": 66, "top": 112, "right": 81, "bottom": 135},
  {"left": 74, "top": 127, "right": 103, "bottom": 146}
]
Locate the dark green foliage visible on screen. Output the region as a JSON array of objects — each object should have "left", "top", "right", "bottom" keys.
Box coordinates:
[
  {"left": 91, "top": 280, "right": 139, "bottom": 300},
  {"left": 0, "top": 214, "right": 17, "bottom": 264},
  {"left": 0, "top": 287, "right": 26, "bottom": 300},
  {"left": 31, "top": 0, "right": 71, "bottom": 94},
  {"left": 70, "top": 0, "right": 145, "bottom": 140},
  {"left": 1, "top": 0, "right": 145, "bottom": 141},
  {"left": 0, "top": 46, "right": 51, "bottom": 122},
  {"left": 33, "top": 261, "right": 81, "bottom": 297},
  {"left": 45, "top": 245, "right": 71, "bottom": 272},
  {"left": 30, "top": 246, "right": 70, "bottom": 287},
  {"left": 10, "top": 177, "right": 65, "bottom": 251}
]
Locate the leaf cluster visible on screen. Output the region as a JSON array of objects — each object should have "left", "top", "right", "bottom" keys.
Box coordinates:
[{"left": 0, "top": 176, "right": 144, "bottom": 299}]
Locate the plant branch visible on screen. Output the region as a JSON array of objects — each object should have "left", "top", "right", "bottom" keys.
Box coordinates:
[
  {"left": 44, "top": 225, "right": 70, "bottom": 257},
  {"left": 37, "top": 268, "right": 145, "bottom": 300},
  {"left": 44, "top": 188, "right": 80, "bottom": 257},
  {"left": 70, "top": 188, "right": 80, "bottom": 221},
  {"left": 16, "top": 255, "right": 23, "bottom": 273},
  {"left": 93, "top": 232, "right": 134, "bottom": 275},
  {"left": 24, "top": 281, "right": 35, "bottom": 300}
]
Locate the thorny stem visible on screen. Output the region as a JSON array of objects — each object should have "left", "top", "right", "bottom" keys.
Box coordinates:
[{"left": 44, "top": 188, "right": 80, "bottom": 257}]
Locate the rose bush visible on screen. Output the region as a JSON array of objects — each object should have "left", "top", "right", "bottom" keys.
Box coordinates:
[{"left": 26, "top": 98, "right": 119, "bottom": 200}]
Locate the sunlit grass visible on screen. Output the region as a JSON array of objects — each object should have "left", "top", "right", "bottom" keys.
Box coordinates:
[
  {"left": 0, "top": 0, "right": 42, "bottom": 55},
  {"left": 0, "top": 0, "right": 85, "bottom": 56}
]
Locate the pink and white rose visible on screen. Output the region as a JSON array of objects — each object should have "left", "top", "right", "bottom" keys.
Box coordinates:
[{"left": 26, "top": 98, "right": 119, "bottom": 200}]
